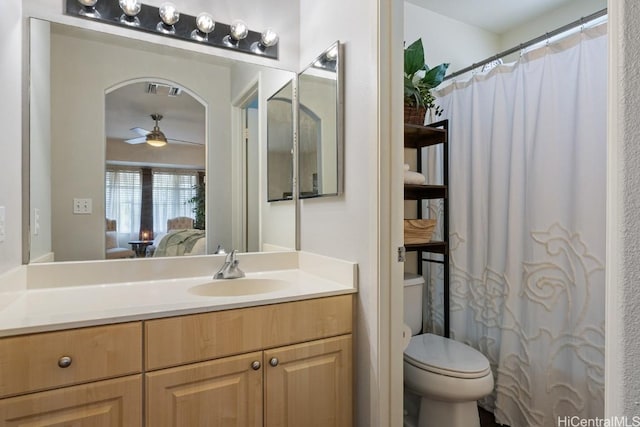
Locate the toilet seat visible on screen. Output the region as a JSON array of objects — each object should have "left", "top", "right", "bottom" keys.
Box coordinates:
[{"left": 404, "top": 333, "right": 491, "bottom": 379}]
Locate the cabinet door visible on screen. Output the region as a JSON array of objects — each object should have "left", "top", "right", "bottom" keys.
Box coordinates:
[
  {"left": 146, "top": 352, "right": 263, "bottom": 427},
  {"left": 0, "top": 375, "right": 142, "bottom": 426},
  {"left": 264, "top": 335, "right": 352, "bottom": 427}
]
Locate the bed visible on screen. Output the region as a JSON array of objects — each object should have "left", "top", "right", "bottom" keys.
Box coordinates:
[{"left": 148, "top": 217, "right": 206, "bottom": 257}]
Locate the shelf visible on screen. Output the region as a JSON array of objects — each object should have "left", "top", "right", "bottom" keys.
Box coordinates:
[
  {"left": 404, "top": 124, "right": 447, "bottom": 148},
  {"left": 404, "top": 184, "right": 447, "bottom": 200},
  {"left": 404, "top": 241, "right": 447, "bottom": 255}
]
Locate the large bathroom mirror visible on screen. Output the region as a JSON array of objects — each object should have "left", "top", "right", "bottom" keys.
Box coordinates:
[
  {"left": 266, "top": 81, "right": 294, "bottom": 202},
  {"left": 297, "top": 41, "right": 343, "bottom": 198},
  {"left": 27, "top": 19, "right": 296, "bottom": 263}
]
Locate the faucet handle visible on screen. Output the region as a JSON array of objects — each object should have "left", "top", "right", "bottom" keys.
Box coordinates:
[{"left": 225, "top": 249, "right": 238, "bottom": 263}]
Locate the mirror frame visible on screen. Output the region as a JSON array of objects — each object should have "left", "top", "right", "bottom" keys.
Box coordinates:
[{"left": 297, "top": 41, "right": 344, "bottom": 199}]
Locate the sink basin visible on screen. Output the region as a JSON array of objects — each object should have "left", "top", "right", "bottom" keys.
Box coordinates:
[{"left": 188, "top": 278, "right": 292, "bottom": 297}]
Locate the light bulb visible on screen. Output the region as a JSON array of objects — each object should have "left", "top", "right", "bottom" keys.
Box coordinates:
[
  {"left": 77, "top": 0, "right": 100, "bottom": 18},
  {"left": 119, "top": 0, "right": 141, "bottom": 17},
  {"left": 230, "top": 20, "right": 248, "bottom": 41},
  {"left": 251, "top": 28, "right": 279, "bottom": 54},
  {"left": 260, "top": 28, "right": 279, "bottom": 47},
  {"left": 159, "top": 2, "right": 179, "bottom": 25},
  {"left": 325, "top": 45, "right": 339, "bottom": 61},
  {"left": 196, "top": 12, "right": 215, "bottom": 34},
  {"left": 157, "top": 2, "right": 179, "bottom": 34},
  {"left": 191, "top": 12, "right": 215, "bottom": 41},
  {"left": 118, "top": 0, "right": 141, "bottom": 26}
]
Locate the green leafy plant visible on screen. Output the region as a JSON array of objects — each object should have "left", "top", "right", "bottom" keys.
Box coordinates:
[
  {"left": 187, "top": 181, "right": 206, "bottom": 230},
  {"left": 404, "top": 39, "right": 449, "bottom": 116}
]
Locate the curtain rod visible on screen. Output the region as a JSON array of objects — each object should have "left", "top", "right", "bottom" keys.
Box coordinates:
[{"left": 443, "top": 7, "right": 607, "bottom": 81}]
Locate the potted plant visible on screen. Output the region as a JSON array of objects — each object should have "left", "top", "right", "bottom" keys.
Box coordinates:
[
  {"left": 187, "top": 181, "right": 206, "bottom": 230},
  {"left": 404, "top": 39, "right": 449, "bottom": 125}
]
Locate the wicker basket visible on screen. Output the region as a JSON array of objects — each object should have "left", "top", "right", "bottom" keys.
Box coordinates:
[
  {"left": 404, "top": 219, "right": 436, "bottom": 244},
  {"left": 404, "top": 105, "right": 427, "bottom": 125}
]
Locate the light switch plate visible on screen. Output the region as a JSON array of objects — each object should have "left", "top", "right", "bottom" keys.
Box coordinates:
[{"left": 73, "top": 198, "right": 92, "bottom": 214}]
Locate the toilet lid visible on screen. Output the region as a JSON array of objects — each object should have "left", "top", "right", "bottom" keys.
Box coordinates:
[{"left": 404, "top": 333, "right": 491, "bottom": 379}]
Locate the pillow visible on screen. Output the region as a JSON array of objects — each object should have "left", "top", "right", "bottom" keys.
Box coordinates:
[{"left": 105, "top": 231, "right": 118, "bottom": 249}]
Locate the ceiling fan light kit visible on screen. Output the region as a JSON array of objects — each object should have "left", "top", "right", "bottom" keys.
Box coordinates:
[
  {"left": 66, "top": 0, "right": 279, "bottom": 59},
  {"left": 145, "top": 114, "right": 167, "bottom": 147},
  {"left": 125, "top": 113, "right": 201, "bottom": 147}
]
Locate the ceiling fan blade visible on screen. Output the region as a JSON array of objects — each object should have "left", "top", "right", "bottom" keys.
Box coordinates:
[
  {"left": 125, "top": 136, "right": 147, "bottom": 144},
  {"left": 167, "top": 138, "right": 203, "bottom": 146},
  {"left": 130, "top": 127, "right": 150, "bottom": 136}
]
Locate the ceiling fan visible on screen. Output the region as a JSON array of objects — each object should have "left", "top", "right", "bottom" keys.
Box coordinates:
[{"left": 124, "top": 113, "right": 200, "bottom": 147}]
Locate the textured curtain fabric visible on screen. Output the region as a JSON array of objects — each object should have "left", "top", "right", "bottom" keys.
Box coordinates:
[
  {"left": 105, "top": 168, "right": 142, "bottom": 246},
  {"left": 152, "top": 171, "right": 197, "bottom": 233},
  {"left": 430, "top": 24, "right": 607, "bottom": 426}
]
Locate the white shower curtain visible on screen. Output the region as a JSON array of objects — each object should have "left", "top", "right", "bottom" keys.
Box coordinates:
[{"left": 430, "top": 23, "right": 607, "bottom": 427}]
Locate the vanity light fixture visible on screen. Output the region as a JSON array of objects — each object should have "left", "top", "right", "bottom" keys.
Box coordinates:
[
  {"left": 77, "top": 0, "right": 100, "bottom": 18},
  {"left": 119, "top": 0, "right": 141, "bottom": 26},
  {"left": 223, "top": 20, "right": 249, "bottom": 47},
  {"left": 251, "top": 28, "right": 279, "bottom": 54},
  {"left": 191, "top": 12, "right": 215, "bottom": 41},
  {"left": 325, "top": 45, "right": 339, "bottom": 62},
  {"left": 65, "top": 0, "right": 279, "bottom": 59},
  {"left": 146, "top": 114, "right": 168, "bottom": 147},
  {"left": 157, "top": 2, "right": 180, "bottom": 35},
  {"left": 313, "top": 44, "right": 339, "bottom": 71}
]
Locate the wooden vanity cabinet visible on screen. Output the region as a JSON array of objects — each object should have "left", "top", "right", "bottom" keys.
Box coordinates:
[
  {"left": 146, "top": 352, "right": 264, "bottom": 427},
  {"left": 0, "top": 294, "right": 354, "bottom": 427},
  {"left": 264, "top": 335, "right": 352, "bottom": 427},
  {"left": 144, "top": 294, "right": 354, "bottom": 427},
  {"left": 0, "top": 322, "right": 143, "bottom": 426},
  {"left": 0, "top": 375, "right": 142, "bottom": 426}
]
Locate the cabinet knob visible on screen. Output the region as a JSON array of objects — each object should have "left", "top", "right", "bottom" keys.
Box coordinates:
[
  {"left": 269, "top": 357, "right": 279, "bottom": 367},
  {"left": 251, "top": 360, "right": 261, "bottom": 370},
  {"left": 57, "top": 356, "right": 72, "bottom": 368}
]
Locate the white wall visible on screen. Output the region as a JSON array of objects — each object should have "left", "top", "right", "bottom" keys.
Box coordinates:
[
  {"left": 404, "top": 2, "right": 500, "bottom": 74},
  {"left": 298, "top": 0, "right": 379, "bottom": 424},
  {"left": 0, "top": 0, "right": 22, "bottom": 276},
  {"left": 499, "top": 0, "right": 607, "bottom": 52}
]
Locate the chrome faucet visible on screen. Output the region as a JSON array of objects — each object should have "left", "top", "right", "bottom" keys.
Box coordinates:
[{"left": 213, "top": 250, "right": 245, "bottom": 279}]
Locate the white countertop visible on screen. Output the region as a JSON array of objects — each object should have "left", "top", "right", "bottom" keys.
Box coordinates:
[{"left": 0, "top": 252, "right": 357, "bottom": 337}]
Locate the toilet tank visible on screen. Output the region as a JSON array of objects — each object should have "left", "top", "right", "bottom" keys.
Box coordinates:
[{"left": 404, "top": 273, "right": 424, "bottom": 336}]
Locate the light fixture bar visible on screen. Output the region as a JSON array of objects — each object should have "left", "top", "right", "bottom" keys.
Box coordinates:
[{"left": 65, "top": 0, "right": 279, "bottom": 60}]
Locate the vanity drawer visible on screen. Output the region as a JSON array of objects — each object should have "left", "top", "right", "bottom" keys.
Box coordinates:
[
  {"left": 145, "top": 294, "right": 353, "bottom": 370},
  {"left": 0, "top": 322, "right": 142, "bottom": 398}
]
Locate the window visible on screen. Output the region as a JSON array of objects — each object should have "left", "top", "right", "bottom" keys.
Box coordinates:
[
  {"left": 153, "top": 170, "right": 198, "bottom": 233},
  {"left": 105, "top": 168, "right": 142, "bottom": 241}
]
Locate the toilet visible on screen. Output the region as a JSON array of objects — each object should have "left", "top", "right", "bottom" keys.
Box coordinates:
[{"left": 403, "top": 273, "right": 494, "bottom": 427}]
